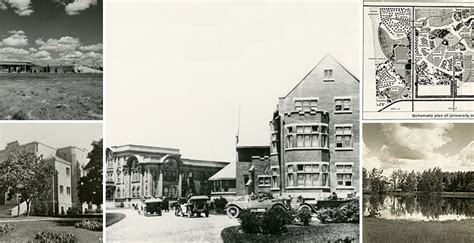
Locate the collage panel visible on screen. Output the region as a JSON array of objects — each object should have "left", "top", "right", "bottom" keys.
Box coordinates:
[
  {"left": 363, "top": 1, "right": 474, "bottom": 120},
  {"left": 0, "top": 0, "right": 103, "bottom": 120},
  {"left": 105, "top": 1, "right": 361, "bottom": 242},
  {"left": 362, "top": 123, "right": 474, "bottom": 242},
  {"left": 0, "top": 123, "right": 103, "bottom": 242}
]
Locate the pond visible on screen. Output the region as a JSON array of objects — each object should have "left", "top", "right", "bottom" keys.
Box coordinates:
[{"left": 363, "top": 194, "right": 474, "bottom": 221}]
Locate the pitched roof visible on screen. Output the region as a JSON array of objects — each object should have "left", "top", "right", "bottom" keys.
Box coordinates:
[
  {"left": 208, "top": 161, "right": 236, "bottom": 181},
  {"left": 282, "top": 53, "right": 359, "bottom": 98}
]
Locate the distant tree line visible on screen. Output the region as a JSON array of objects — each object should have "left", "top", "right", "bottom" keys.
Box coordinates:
[{"left": 363, "top": 167, "right": 474, "bottom": 195}]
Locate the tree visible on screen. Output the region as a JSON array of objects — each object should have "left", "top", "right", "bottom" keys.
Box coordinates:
[
  {"left": 0, "top": 151, "right": 54, "bottom": 216},
  {"left": 78, "top": 139, "right": 103, "bottom": 207},
  {"left": 368, "top": 168, "right": 388, "bottom": 195}
]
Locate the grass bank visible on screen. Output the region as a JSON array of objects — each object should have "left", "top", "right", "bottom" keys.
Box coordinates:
[
  {"left": 363, "top": 217, "right": 474, "bottom": 243},
  {"left": 106, "top": 213, "right": 126, "bottom": 227},
  {"left": 0, "top": 219, "right": 102, "bottom": 242},
  {"left": 221, "top": 223, "right": 359, "bottom": 243}
]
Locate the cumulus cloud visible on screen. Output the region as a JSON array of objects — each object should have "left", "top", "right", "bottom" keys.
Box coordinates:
[
  {"left": 28, "top": 47, "right": 37, "bottom": 52},
  {"left": 1, "top": 0, "right": 34, "bottom": 16},
  {"left": 32, "top": 50, "right": 51, "bottom": 58},
  {"left": 55, "top": 0, "right": 97, "bottom": 15},
  {"left": 36, "top": 36, "right": 81, "bottom": 53},
  {"left": 364, "top": 123, "right": 472, "bottom": 175},
  {"left": 2, "top": 30, "right": 28, "bottom": 47},
  {"left": 79, "top": 43, "right": 102, "bottom": 52},
  {"left": 0, "top": 47, "right": 29, "bottom": 55}
]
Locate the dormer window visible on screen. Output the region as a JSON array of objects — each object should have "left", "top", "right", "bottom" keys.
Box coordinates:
[{"left": 324, "top": 69, "right": 333, "bottom": 81}]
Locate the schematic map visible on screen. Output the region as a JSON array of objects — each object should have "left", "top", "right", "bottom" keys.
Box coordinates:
[{"left": 364, "top": 5, "right": 474, "bottom": 119}]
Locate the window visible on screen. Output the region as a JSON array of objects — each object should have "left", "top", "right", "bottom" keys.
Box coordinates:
[
  {"left": 66, "top": 167, "right": 70, "bottom": 176},
  {"left": 286, "top": 124, "right": 328, "bottom": 149},
  {"left": 271, "top": 168, "right": 279, "bottom": 188},
  {"left": 60, "top": 185, "right": 64, "bottom": 194},
  {"left": 258, "top": 176, "right": 271, "bottom": 187},
  {"left": 335, "top": 125, "right": 353, "bottom": 149},
  {"left": 335, "top": 98, "right": 351, "bottom": 112},
  {"left": 294, "top": 98, "right": 318, "bottom": 112},
  {"left": 324, "top": 69, "right": 333, "bottom": 80},
  {"left": 286, "top": 163, "right": 329, "bottom": 188},
  {"left": 66, "top": 187, "right": 71, "bottom": 195},
  {"left": 336, "top": 164, "right": 353, "bottom": 187}
]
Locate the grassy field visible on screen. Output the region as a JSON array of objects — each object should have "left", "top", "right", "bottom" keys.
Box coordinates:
[
  {"left": 363, "top": 217, "right": 474, "bottom": 243},
  {"left": 0, "top": 219, "right": 102, "bottom": 242},
  {"left": 0, "top": 73, "right": 102, "bottom": 120},
  {"left": 221, "top": 223, "right": 359, "bottom": 243}
]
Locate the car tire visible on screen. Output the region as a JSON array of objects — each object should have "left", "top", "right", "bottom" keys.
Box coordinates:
[
  {"left": 298, "top": 205, "right": 312, "bottom": 213},
  {"left": 226, "top": 205, "right": 240, "bottom": 218}
]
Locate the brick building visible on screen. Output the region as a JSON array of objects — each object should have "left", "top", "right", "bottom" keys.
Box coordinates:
[
  {"left": 0, "top": 141, "right": 87, "bottom": 216},
  {"left": 211, "top": 54, "right": 359, "bottom": 200},
  {"left": 106, "top": 144, "right": 229, "bottom": 207}
]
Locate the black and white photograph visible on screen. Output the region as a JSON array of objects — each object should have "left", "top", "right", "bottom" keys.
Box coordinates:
[
  {"left": 0, "top": 123, "right": 103, "bottom": 242},
  {"left": 0, "top": 0, "right": 103, "bottom": 120},
  {"left": 362, "top": 123, "right": 474, "bottom": 242},
  {"left": 105, "top": 1, "right": 360, "bottom": 242}
]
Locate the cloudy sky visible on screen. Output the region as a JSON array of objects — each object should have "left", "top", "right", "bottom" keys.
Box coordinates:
[
  {"left": 0, "top": 123, "right": 102, "bottom": 152},
  {"left": 106, "top": 1, "right": 360, "bottom": 162},
  {"left": 0, "top": 0, "right": 102, "bottom": 66},
  {"left": 364, "top": 123, "right": 474, "bottom": 175}
]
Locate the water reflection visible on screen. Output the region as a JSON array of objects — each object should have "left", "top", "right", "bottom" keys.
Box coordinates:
[{"left": 363, "top": 194, "right": 474, "bottom": 221}]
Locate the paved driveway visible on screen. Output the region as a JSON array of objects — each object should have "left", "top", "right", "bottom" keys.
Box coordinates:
[{"left": 106, "top": 208, "right": 239, "bottom": 243}]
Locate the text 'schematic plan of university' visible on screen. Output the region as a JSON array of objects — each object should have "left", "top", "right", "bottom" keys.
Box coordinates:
[{"left": 363, "top": 4, "right": 474, "bottom": 120}]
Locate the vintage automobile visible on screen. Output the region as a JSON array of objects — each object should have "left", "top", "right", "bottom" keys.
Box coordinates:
[
  {"left": 225, "top": 195, "right": 291, "bottom": 218},
  {"left": 297, "top": 197, "right": 357, "bottom": 213},
  {"left": 143, "top": 198, "right": 163, "bottom": 216},
  {"left": 176, "top": 195, "right": 210, "bottom": 218}
]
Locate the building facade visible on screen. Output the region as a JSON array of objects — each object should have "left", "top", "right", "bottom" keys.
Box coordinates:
[
  {"left": 0, "top": 61, "right": 102, "bottom": 73},
  {"left": 106, "top": 144, "right": 229, "bottom": 207},
  {"left": 0, "top": 141, "right": 87, "bottom": 216},
  {"left": 212, "top": 54, "right": 360, "bottom": 200}
]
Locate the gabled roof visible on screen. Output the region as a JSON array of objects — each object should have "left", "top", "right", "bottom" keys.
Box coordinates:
[
  {"left": 282, "top": 53, "right": 359, "bottom": 98},
  {"left": 208, "top": 161, "right": 236, "bottom": 181}
]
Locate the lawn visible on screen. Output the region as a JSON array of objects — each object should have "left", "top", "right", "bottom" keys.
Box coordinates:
[
  {"left": 0, "top": 73, "right": 102, "bottom": 120},
  {"left": 221, "top": 223, "right": 359, "bottom": 243},
  {"left": 0, "top": 219, "right": 102, "bottom": 242},
  {"left": 106, "top": 213, "right": 126, "bottom": 227},
  {"left": 363, "top": 217, "right": 474, "bottom": 243}
]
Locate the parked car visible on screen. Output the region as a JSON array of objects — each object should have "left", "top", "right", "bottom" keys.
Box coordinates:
[
  {"left": 225, "top": 195, "right": 291, "bottom": 218},
  {"left": 176, "top": 195, "right": 210, "bottom": 218},
  {"left": 143, "top": 198, "right": 163, "bottom": 216},
  {"left": 298, "top": 198, "right": 356, "bottom": 213}
]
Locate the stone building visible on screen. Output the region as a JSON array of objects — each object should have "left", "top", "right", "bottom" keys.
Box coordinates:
[
  {"left": 0, "top": 141, "right": 87, "bottom": 216},
  {"left": 106, "top": 144, "right": 229, "bottom": 207},
  {"left": 211, "top": 54, "right": 359, "bottom": 200}
]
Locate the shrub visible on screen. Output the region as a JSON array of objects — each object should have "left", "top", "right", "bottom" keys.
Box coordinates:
[
  {"left": 0, "top": 224, "right": 15, "bottom": 236},
  {"left": 237, "top": 209, "right": 260, "bottom": 234},
  {"left": 75, "top": 219, "right": 103, "bottom": 231},
  {"left": 317, "top": 199, "right": 359, "bottom": 224},
  {"left": 31, "top": 202, "right": 50, "bottom": 216},
  {"left": 213, "top": 197, "right": 228, "bottom": 214},
  {"left": 298, "top": 208, "right": 312, "bottom": 226},
  {"left": 11, "top": 110, "right": 28, "bottom": 120},
  {"left": 238, "top": 207, "right": 295, "bottom": 235},
  {"left": 34, "top": 231, "right": 76, "bottom": 243},
  {"left": 260, "top": 207, "right": 289, "bottom": 235},
  {"left": 67, "top": 207, "right": 82, "bottom": 216}
]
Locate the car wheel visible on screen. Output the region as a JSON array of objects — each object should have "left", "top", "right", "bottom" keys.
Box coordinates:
[
  {"left": 298, "top": 205, "right": 312, "bottom": 213},
  {"left": 272, "top": 204, "right": 286, "bottom": 211},
  {"left": 226, "top": 205, "right": 240, "bottom": 218}
]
